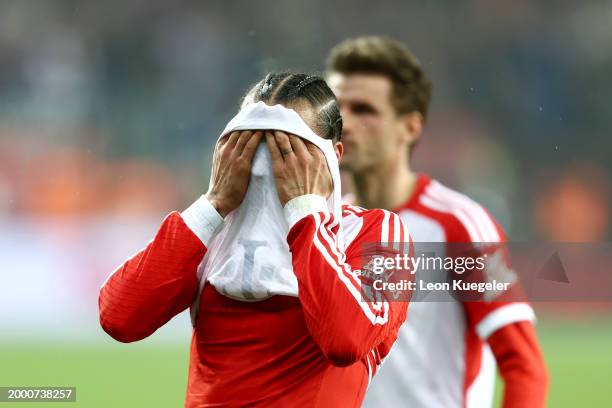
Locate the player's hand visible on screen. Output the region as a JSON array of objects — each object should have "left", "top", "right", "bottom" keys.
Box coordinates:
[
  {"left": 266, "top": 131, "right": 332, "bottom": 206},
  {"left": 205, "top": 130, "right": 263, "bottom": 217}
]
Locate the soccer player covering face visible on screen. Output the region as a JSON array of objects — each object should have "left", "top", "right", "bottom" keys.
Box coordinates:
[
  {"left": 99, "top": 72, "right": 411, "bottom": 407},
  {"left": 327, "top": 37, "right": 548, "bottom": 408}
]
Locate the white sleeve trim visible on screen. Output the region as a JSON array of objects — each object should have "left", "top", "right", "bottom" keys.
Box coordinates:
[
  {"left": 283, "top": 194, "right": 329, "bottom": 229},
  {"left": 476, "top": 303, "right": 536, "bottom": 340},
  {"left": 180, "top": 195, "right": 223, "bottom": 246}
]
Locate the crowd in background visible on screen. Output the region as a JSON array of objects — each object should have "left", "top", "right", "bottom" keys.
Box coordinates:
[{"left": 1, "top": 0, "right": 610, "bottom": 242}]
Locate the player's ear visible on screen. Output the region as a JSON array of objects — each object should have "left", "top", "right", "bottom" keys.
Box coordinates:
[
  {"left": 333, "top": 141, "right": 343, "bottom": 162},
  {"left": 402, "top": 112, "right": 424, "bottom": 146}
]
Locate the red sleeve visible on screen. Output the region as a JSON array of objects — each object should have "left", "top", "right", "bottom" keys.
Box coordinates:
[
  {"left": 458, "top": 214, "right": 535, "bottom": 338},
  {"left": 452, "top": 210, "right": 546, "bottom": 406},
  {"left": 99, "top": 212, "right": 206, "bottom": 342},
  {"left": 286, "top": 208, "right": 410, "bottom": 368},
  {"left": 488, "top": 321, "right": 549, "bottom": 408}
]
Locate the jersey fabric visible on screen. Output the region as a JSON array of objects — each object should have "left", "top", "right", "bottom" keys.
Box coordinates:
[
  {"left": 363, "top": 174, "right": 537, "bottom": 408},
  {"left": 99, "top": 194, "right": 410, "bottom": 408}
]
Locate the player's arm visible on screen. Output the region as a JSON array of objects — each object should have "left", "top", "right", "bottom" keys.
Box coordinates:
[
  {"left": 466, "top": 298, "right": 547, "bottom": 408},
  {"left": 465, "top": 289, "right": 548, "bottom": 407},
  {"left": 99, "top": 131, "right": 263, "bottom": 342},
  {"left": 99, "top": 203, "right": 219, "bottom": 343},
  {"left": 267, "top": 131, "right": 410, "bottom": 367},
  {"left": 488, "top": 321, "right": 548, "bottom": 408},
  {"left": 458, "top": 211, "right": 548, "bottom": 407},
  {"left": 286, "top": 200, "right": 409, "bottom": 367}
]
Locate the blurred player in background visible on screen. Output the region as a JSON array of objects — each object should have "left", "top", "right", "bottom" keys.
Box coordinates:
[
  {"left": 99, "top": 72, "right": 410, "bottom": 407},
  {"left": 327, "top": 37, "right": 548, "bottom": 407}
]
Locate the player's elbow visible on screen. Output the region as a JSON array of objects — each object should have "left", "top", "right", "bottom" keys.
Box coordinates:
[
  {"left": 100, "top": 319, "right": 133, "bottom": 343},
  {"left": 322, "top": 339, "right": 363, "bottom": 367},
  {"left": 98, "top": 306, "right": 139, "bottom": 342},
  {"left": 99, "top": 294, "right": 148, "bottom": 343},
  {"left": 518, "top": 343, "right": 549, "bottom": 390},
  {"left": 499, "top": 347, "right": 550, "bottom": 402},
  {"left": 529, "top": 355, "right": 550, "bottom": 390},
  {"left": 325, "top": 350, "right": 360, "bottom": 367},
  {"left": 99, "top": 312, "right": 151, "bottom": 343}
]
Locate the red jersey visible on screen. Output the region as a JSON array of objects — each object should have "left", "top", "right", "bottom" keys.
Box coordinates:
[{"left": 99, "top": 195, "right": 410, "bottom": 407}]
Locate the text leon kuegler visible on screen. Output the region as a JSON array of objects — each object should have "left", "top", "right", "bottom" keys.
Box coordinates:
[{"left": 372, "top": 279, "right": 511, "bottom": 293}]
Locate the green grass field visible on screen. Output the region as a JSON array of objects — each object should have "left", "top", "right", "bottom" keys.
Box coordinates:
[{"left": 2, "top": 320, "right": 611, "bottom": 407}]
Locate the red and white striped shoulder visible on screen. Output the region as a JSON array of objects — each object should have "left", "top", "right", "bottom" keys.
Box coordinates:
[
  {"left": 342, "top": 204, "right": 367, "bottom": 217},
  {"left": 418, "top": 180, "right": 505, "bottom": 243},
  {"left": 342, "top": 205, "right": 411, "bottom": 248}
]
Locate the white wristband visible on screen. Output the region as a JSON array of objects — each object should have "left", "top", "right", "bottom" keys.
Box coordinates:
[
  {"left": 283, "top": 194, "right": 329, "bottom": 229},
  {"left": 181, "top": 195, "right": 224, "bottom": 246}
]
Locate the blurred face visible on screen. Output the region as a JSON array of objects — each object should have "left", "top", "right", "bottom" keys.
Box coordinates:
[{"left": 328, "top": 73, "right": 413, "bottom": 173}]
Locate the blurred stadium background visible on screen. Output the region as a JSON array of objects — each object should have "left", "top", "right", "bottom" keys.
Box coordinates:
[{"left": 0, "top": 1, "right": 610, "bottom": 406}]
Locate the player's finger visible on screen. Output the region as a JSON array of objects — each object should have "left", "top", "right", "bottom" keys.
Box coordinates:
[
  {"left": 226, "top": 131, "right": 241, "bottom": 148},
  {"left": 218, "top": 132, "right": 234, "bottom": 147},
  {"left": 274, "top": 131, "right": 294, "bottom": 159},
  {"left": 266, "top": 131, "right": 283, "bottom": 162},
  {"left": 234, "top": 130, "right": 253, "bottom": 155},
  {"left": 288, "top": 134, "right": 308, "bottom": 159},
  {"left": 215, "top": 134, "right": 231, "bottom": 156},
  {"left": 241, "top": 131, "right": 263, "bottom": 163},
  {"left": 306, "top": 141, "right": 325, "bottom": 161}
]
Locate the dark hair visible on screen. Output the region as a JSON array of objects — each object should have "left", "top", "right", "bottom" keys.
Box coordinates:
[
  {"left": 326, "top": 36, "right": 432, "bottom": 119},
  {"left": 241, "top": 72, "right": 342, "bottom": 142}
]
